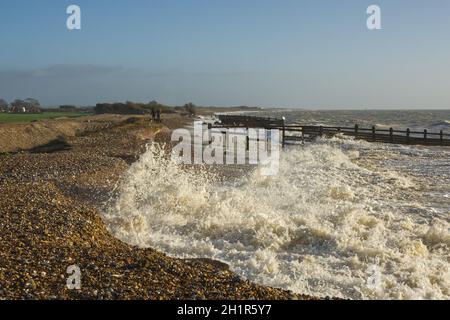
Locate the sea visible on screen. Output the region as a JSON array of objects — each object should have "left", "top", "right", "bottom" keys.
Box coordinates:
[{"left": 103, "top": 109, "right": 450, "bottom": 300}]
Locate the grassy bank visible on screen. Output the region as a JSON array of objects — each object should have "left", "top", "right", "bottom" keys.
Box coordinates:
[{"left": 0, "top": 112, "right": 91, "bottom": 123}]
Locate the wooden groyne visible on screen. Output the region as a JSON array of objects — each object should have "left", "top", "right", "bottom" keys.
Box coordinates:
[
  {"left": 213, "top": 115, "right": 450, "bottom": 147},
  {"left": 217, "top": 115, "right": 284, "bottom": 127}
]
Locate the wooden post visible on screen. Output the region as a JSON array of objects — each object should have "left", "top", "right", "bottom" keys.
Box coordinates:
[
  {"left": 390, "top": 128, "right": 394, "bottom": 143},
  {"left": 424, "top": 129, "right": 427, "bottom": 144},
  {"left": 372, "top": 126, "right": 376, "bottom": 141},
  {"left": 208, "top": 123, "right": 212, "bottom": 145},
  {"left": 319, "top": 126, "right": 323, "bottom": 137},
  {"left": 246, "top": 127, "right": 249, "bottom": 151},
  {"left": 440, "top": 130, "right": 444, "bottom": 145},
  {"left": 223, "top": 131, "right": 227, "bottom": 150},
  {"left": 406, "top": 128, "right": 410, "bottom": 144},
  {"left": 282, "top": 118, "right": 286, "bottom": 148},
  {"left": 355, "top": 124, "right": 359, "bottom": 134}
]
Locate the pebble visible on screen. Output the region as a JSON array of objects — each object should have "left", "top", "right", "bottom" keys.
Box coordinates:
[{"left": 0, "top": 115, "right": 317, "bottom": 300}]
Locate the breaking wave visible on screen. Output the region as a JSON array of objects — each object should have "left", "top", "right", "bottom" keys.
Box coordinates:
[
  {"left": 431, "top": 120, "right": 450, "bottom": 129},
  {"left": 103, "top": 141, "right": 450, "bottom": 300}
]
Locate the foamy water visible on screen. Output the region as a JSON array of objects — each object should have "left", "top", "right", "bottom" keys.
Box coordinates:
[{"left": 103, "top": 133, "right": 450, "bottom": 300}]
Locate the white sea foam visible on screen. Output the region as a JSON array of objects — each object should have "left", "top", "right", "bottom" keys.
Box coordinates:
[{"left": 103, "top": 140, "right": 450, "bottom": 300}]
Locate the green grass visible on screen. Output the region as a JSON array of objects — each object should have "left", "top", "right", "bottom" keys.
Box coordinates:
[{"left": 0, "top": 112, "right": 91, "bottom": 123}]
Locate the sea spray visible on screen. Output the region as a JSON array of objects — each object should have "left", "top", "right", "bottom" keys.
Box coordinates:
[{"left": 103, "top": 140, "right": 450, "bottom": 300}]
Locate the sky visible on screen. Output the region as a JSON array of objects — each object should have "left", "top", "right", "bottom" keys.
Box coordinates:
[{"left": 0, "top": 0, "right": 450, "bottom": 108}]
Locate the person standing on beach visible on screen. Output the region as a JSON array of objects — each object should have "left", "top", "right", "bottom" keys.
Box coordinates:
[
  {"left": 156, "top": 109, "right": 161, "bottom": 123},
  {"left": 151, "top": 108, "right": 156, "bottom": 122}
]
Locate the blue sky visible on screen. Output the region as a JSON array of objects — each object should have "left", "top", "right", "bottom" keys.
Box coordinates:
[{"left": 1, "top": 0, "right": 450, "bottom": 108}]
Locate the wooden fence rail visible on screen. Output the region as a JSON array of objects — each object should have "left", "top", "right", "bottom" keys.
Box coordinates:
[{"left": 212, "top": 115, "right": 450, "bottom": 147}]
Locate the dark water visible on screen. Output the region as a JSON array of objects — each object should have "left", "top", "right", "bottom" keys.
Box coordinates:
[{"left": 248, "top": 109, "right": 450, "bottom": 132}]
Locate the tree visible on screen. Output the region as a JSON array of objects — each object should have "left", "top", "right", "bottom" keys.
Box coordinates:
[
  {"left": 0, "top": 98, "right": 8, "bottom": 112},
  {"left": 24, "top": 98, "right": 42, "bottom": 113},
  {"left": 9, "top": 98, "right": 42, "bottom": 113},
  {"left": 94, "top": 102, "right": 146, "bottom": 115},
  {"left": 183, "top": 102, "right": 197, "bottom": 115},
  {"left": 24, "top": 98, "right": 41, "bottom": 108},
  {"left": 148, "top": 100, "right": 159, "bottom": 106},
  {"left": 10, "top": 99, "right": 25, "bottom": 113}
]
